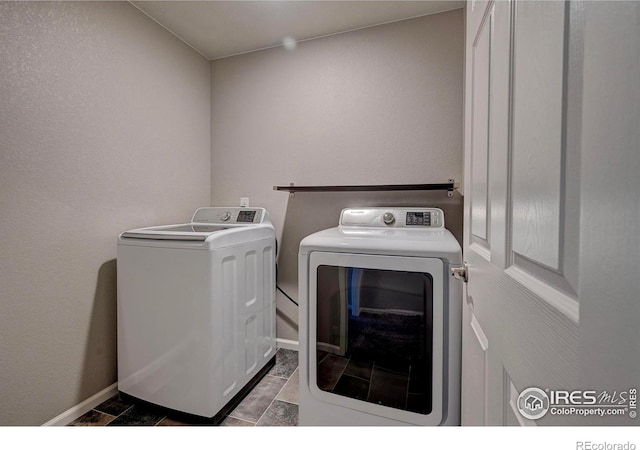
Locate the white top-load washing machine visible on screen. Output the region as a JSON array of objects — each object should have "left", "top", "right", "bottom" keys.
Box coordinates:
[
  {"left": 117, "top": 207, "right": 276, "bottom": 422},
  {"left": 298, "top": 207, "right": 462, "bottom": 426}
]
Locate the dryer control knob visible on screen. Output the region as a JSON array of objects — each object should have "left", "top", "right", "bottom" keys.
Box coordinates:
[
  {"left": 382, "top": 212, "right": 395, "bottom": 226},
  {"left": 221, "top": 211, "right": 232, "bottom": 222}
]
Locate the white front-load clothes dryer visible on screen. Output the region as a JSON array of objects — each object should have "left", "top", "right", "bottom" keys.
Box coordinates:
[
  {"left": 117, "top": 207, "right": 276, "bottom": 422},
  {"left": 298, "top": 207, "right": 462, "bottom": 426}
]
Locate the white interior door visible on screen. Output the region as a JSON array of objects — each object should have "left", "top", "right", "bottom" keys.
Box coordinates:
[{"left": 462, "top": 0, "right": 639, "bottom": 426}]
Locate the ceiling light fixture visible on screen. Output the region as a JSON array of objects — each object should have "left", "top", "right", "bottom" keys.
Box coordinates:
[{"left": 282, "top": 35, "right": 297, "bottom": 51}]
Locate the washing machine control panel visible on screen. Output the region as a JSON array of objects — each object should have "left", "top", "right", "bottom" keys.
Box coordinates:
[
  {"left": 340, "top": 208, "right": 444, "bottom": 228},
  {"left": 192, "top": 207, "right": 265, "bottom": 224},
  {"left": 406, "top": 211, "right": 431, "bottom": 226}
]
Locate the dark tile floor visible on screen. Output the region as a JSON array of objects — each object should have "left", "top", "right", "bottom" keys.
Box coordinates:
[
  {"left": 317, "top": 350, "right": 431, "bottom": 414},
  {"left": 69, "top": 348, "right": 298, "bottom": 427}
]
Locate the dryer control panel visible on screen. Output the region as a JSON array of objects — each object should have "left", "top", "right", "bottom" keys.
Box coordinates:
[
  {"left": 340, "top": 208, "right": 444, "bottom": 228},
  {"left": 192, "top": 207, "right": 265, "bottom": 224}
]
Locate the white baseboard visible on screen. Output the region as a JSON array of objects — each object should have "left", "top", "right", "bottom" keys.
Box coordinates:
[
  {"left": 42, "top": 382, "right": 119, "bottom": 427},
  {"left": 276, "top": 338, "right": 299, "bottom": 351},
  {"left": 42, "top": 339, "right": 298, "bottom": 426}
]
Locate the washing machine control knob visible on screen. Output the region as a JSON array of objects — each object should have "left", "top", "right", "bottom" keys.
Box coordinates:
[
  {"left": 221, "top": 211, "right": 232, "bottom": 222},
  {"left": 382, "top": 212, "right": 395, "bottom": 226}
]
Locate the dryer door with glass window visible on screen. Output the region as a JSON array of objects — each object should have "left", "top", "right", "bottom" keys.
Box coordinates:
[{"left": 309, "top": 252, "right": 444, "bottom": 425}]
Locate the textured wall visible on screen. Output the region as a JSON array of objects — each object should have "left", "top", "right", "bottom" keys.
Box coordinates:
[
  {"left": 0, "top": 2, "right": 210, "bottom": 425},
  {"left": 210, "top": 10, "right": 464, "bottom": 341}
]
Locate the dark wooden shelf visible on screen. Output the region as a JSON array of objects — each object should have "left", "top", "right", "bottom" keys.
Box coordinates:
[{"left": 273, "top": 182, "right": 455, "bottom": 194}]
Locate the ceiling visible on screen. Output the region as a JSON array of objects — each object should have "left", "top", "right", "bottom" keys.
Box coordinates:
[{"left": 130, "top": 1, "right": 465, "bottom": 60}]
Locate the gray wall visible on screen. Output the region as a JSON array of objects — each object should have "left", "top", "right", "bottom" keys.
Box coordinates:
[
  {"left": 0, "top": 2, "right": 211, "bottom": 425},
  {"left": 210, "top": 10, "right": 464, "bottom": 341}
]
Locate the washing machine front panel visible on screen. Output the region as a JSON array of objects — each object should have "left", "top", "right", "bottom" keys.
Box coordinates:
[
  {"left": 117, "top": 236, "right": 276, "bottom": 418},
  {"left": 117, "top": 244, "right": 220, "bottom": 416},
  {"left": 308, "top": 251, "right": 444, "bottom": 426}
]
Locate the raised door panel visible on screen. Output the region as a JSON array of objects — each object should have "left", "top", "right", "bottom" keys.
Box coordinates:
[
  {"left": 470, "top": 4, "right": 493, "bottom": 249},
  {"left": 508, "top": 0, "right": 580, "bottom": 322},
  {"left": 511, "top": 1, "right": 565, "bottom": 271},
  {"left": 487, "top": 0, "right": 512, "bottom": 269},
  {"left": 461, "top": 303, "right": 488, "bottom": 425}
]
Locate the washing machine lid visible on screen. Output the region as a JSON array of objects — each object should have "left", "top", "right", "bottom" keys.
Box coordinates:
[
  {"left": 120, "top": 224, "right": 230, "bottom": 242},
  {"left": 119, "top": 207, "right": 273, "bottom": 244}
]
